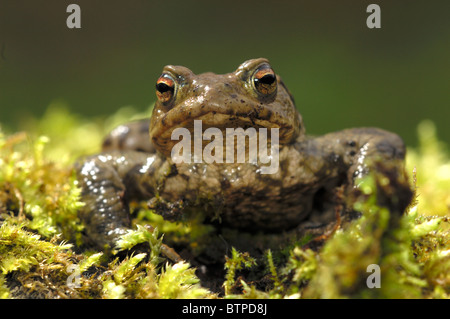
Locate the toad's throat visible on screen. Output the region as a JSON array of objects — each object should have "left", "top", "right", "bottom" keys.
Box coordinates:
[
  {"left": 150, "top": 111, "right": 295, "bottom": 158},
  {"left": 167, "top": 119, "right": 280, "bottom": 175}
]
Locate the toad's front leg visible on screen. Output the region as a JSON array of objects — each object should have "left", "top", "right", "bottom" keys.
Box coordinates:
[
  {"left": 75, "top": 151, "right": 165, "bottom": 250},
  {"left": 330, "top": 128, "right": 405, "bottom": 178},
  {"left": 318, "top": 127, "right": 412, "bottom": 211}
]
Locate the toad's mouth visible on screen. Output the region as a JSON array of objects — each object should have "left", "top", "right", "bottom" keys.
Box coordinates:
[{"left": 150, "top": 109, "right": 297, "bottom": 158}]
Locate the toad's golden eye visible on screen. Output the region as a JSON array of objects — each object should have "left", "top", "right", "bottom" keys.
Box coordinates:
[
  {"left": 253, "top": 65, "right": 277, "bottom": 96},
  {"left": 156, "top": 74, "right": 175, "bottom": 104}
]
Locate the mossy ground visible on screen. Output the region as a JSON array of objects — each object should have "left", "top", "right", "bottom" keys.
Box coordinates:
[{"left": 0, "top": 103, "right": 448, "bottom": 299}]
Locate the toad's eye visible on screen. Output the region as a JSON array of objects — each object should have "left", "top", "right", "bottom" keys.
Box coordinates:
[
  {"left": 253, "top": 65, "right": 277, "bottom": 96},
  {"left": 156, "top": 74, "right": 175, "bottom": 104}
]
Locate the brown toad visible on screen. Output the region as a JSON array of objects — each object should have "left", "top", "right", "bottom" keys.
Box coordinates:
[{"left": 76, "top": 58, "right": 408, "bottom": 250}]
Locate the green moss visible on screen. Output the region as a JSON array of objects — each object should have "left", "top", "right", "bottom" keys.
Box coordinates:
[
  {"left": 156, "top": 262, "right": 212, "bottom": 299},
  {"left": 0, "top": 129, "right": 85, "bottom": 244},
  {"left": 0, "top": 104, "right": 448, "bottom": 299},
  {"left": 303, "top": 175, "right": 420, "bottom": 298},
  {"left": 223, "top": 247, "right": 257, "bottom": 296},
  {"left": 406, "top": 120, "right": 450, "bottom": 217}
]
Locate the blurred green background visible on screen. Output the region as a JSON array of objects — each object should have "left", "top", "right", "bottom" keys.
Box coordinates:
[{"left": 0, "top": 0, "right": 449, "bottom": 147}]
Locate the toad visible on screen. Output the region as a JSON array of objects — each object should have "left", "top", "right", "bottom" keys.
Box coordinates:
[{"left": 75, "top": 58, "right": 409, "bottom": 250}]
